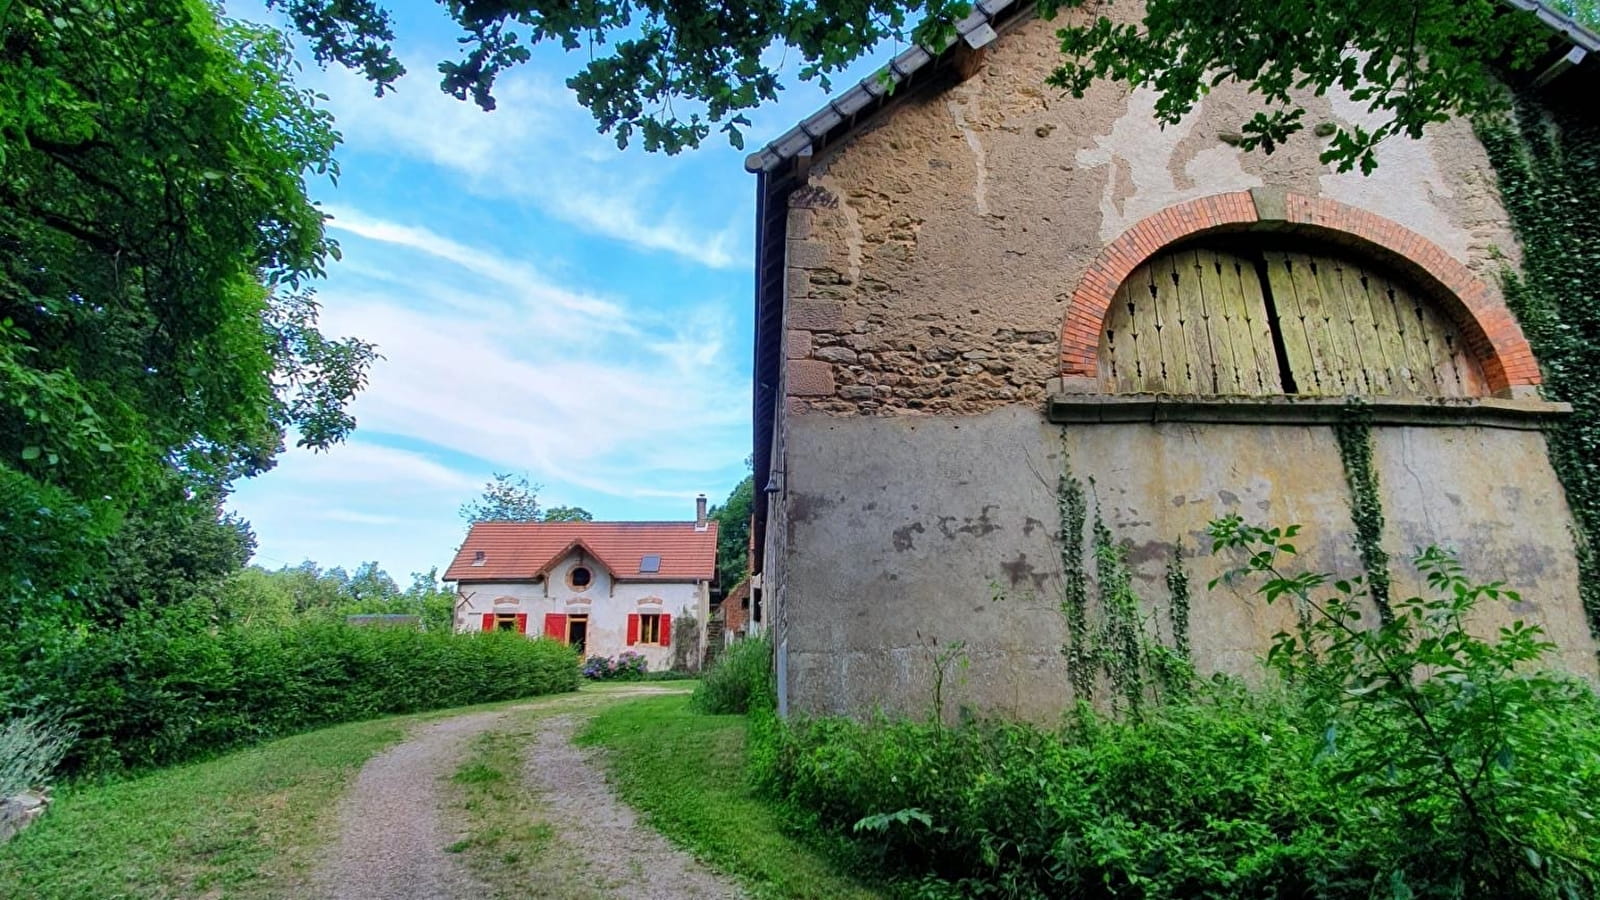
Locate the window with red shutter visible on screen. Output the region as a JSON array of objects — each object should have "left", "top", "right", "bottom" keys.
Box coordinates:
[
  {"left": 626, "top": 613, "right": 639, "bottom": 646},
  {"left": 481, "top": 613, "right": 494, "bottom": 632},
  {"left": 659, "top": 614, "right": 671, "bottom": 647},
  {"left": 515, "top": 613, "right": 528, "bottom": 634},
  {"left": 544, "top": 613, "right": 567, "bottom": 641}
]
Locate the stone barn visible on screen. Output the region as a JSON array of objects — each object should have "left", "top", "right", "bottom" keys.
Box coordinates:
[{"left": 746, "top": 0, "right": 1600, "bottom": 718}]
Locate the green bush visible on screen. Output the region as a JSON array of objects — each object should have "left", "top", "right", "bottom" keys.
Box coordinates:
[
  {"left": 752, "top": 529, "right": 1600, "bottom": 898},
  {"left": 2, "top": 621, "right": 579, "bottom": 775},
  {"left": 692, "top": 634, "right": 772, "bottom": 714}
]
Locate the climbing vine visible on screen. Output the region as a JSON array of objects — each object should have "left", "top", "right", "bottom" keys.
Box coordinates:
[
  {"left": 1057, "top": 444, "right": 1190, "bottom": 711},
  {"left": 1333, "top": 402, "right": 1395, "bottom": 625},
  {"left": 1057, "top": 441, "right": 1092, "bottom": 699},
  {"left": 1165, "top": 542, "right": 1192, "bottom": 662},
  {"left": 1477, "top": 93, "right": 1600, "bottom": 645}
]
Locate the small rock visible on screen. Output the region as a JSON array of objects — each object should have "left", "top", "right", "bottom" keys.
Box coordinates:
[{"left": 813, "top": 347, "right": 859, "bottom": 364}]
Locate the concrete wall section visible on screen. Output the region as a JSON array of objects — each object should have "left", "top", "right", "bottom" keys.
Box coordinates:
[
  {"left": 1371, "top": 426, "right": 1597, "bottom": 676},
  {"left": 776, "top": 408, "right": 1597, "bottom": 718}
]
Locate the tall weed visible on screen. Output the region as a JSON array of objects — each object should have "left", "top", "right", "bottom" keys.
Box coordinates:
[{"left": 693, "top": 634, "right": 773, "bottom": 714}]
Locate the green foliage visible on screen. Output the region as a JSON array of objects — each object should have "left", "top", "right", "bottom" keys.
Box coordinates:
[
  {"left": 692, "top": 634, "right": 773, "bottom": 715},
  {"left": 1211, "top": 516, "right": 1600, "bottom": 895},
  {"left": 216, "top": 561, "right": 456, "bottom": 630},
  {"left": 756, "top": 525, "right": 1600, "bottom": 898},
  {"left": 710, "top": 473, "right": 754, "bottom": 594},
  {"left": 458, "top": 472, "right": 590, "bottom": 524},
  {"left": 1056, "top": 448, "right": 1091, "bottom": 699},
  {"left": 1477, "top": 93, "right": 1600, "bottom": 647},
  {"left": 1164, "top": 542, "right": 1191, "bottom": 661},
  {"left": 0, "top": 0, "right": 374, "bottom": 624},
  {"left": 0, "top": 712, "right": 74, "bottom": 797},
  {"left": 1056, "top": 452, "right": 1190, "bottom": 709},
  {"left": 1333, "top": 405, "right": 1395, "bottom": 623},
  {"left": 1046, "top": 0, "right": 1551, "bottom": 174},
  {"left": 3, "top": 622, "right": 579, "bottom": 776},
  {"left": 267, "top": 0, "right": 973, "bottom": 153}
]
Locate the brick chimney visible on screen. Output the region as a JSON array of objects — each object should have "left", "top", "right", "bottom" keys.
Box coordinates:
[{"left": 696, "top": 493, "right": 708, "bottom": 530}]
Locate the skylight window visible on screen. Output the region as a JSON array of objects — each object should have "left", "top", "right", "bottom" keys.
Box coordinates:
[
  {"left": 639, "top": 555, "right": 661, "bottom": 574},
  {"left": 472, "top": 551, "right": 487, "bottom": 566}
]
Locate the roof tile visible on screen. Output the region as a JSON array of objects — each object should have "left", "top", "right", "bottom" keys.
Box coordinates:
[{"left": 444, "top": 521, "right": 719, "bottom": 583}]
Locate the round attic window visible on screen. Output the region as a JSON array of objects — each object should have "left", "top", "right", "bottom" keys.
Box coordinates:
[{"left": 569, "top": 566, "right": 593, "bottom": 589}]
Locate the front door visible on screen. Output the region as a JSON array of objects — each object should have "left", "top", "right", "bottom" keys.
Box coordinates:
[{"left": 567, "top": 615, "right": 589, "bottom": 655}]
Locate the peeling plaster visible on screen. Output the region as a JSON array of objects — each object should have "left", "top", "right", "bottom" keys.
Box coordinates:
[
  {"left": 1077, "top": 89, "right": 1261, "bottom": 242},
  {"left": 947, "top": 81, "right": 992, "bottom": 216}
]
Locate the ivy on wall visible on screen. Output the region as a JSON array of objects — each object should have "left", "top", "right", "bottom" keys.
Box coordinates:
[
  {"left": 1333, "top": 404, "right": 1395, "bottom": 625},
  {"left": 1477, "top": 92, "right": 1600, "bottom": 644},
  {"left": 1057, "top": 444, "right": 1191, "bottom": 711},
  {"left": 1056, "top": 444, "right": 1092, "bottom": 699}
]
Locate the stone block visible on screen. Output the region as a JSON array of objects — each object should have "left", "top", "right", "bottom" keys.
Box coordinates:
[
  {"left": 789, "top": 300, "right": 845, "bottom": 332},
  {"left": 786, "top": 330, "right": 813, "bottom": 360},
  {"left": 814, "top": 346, "right": 859, "bottom": 364},
  {"left": 788, "top": 360, "right": 836, "bottom": 397},
  {"left": 787, "top": 240, "right": 832, "bottom": 269},
  {"left": 787, "top": 208, "right": 815, "bottom": 241},
  {"left": 786, "top": 269, "right": 810, "bottom": 300}
]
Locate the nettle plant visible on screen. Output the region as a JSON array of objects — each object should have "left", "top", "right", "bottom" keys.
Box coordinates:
[{"left": 1209, "top": 516, "right": 1600, "bottom": 896}]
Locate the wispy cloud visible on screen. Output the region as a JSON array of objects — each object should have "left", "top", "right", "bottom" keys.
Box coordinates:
[{"left": 313, "top": 66, "right": 742, "bottom": 268}]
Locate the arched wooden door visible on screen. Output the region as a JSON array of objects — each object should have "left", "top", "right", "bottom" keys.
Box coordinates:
[{"left": 1098, "top": 246, "right": 1488, "bottom": 397}]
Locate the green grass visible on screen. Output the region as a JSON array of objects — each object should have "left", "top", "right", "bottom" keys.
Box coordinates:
[
  {"left": 0, "top": 717, "right": 403, "bottom": 898},
  {"left": 0, "top": 696, "right": 554, "bottom": 899},
  {"left": 577, "top": 694, "right": 884, "bottom": 900},
  {"left": 444, "top": 709, "right": 600, "bottom": 899}
]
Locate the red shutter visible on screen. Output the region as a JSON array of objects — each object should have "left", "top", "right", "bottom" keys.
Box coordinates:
[
  {"left": 659, "top": 614, "right": 671, "bottom": 647},
  {"left": 544, "top": 613, "right": 566, "bottom": 640},
  {"left": 626, "top": 613, "right": 639, "bottom": 646},
  {"left": 515, "top": 613, "right": 528, "bottom": 634},
  {"left": 481, "top": 613, "right": 494, "bottom": 632}
]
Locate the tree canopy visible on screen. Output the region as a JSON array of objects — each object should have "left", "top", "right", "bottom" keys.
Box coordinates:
[
  {"left": 709, "top": 473, "right": 753, "bottom": 593},
  {"left": 1, "top": 0, "right": 374, "bottom": 626},
  {"left": 459, "top": 473, "right": 592, "bottom": 524},
  {"left": 272, "top": 0, "right": 1597, "bottom": 167}
]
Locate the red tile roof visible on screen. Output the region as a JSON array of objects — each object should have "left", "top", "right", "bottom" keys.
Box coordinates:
[{"left": 444, "top": 521, "right": 719, "bottom": 583}]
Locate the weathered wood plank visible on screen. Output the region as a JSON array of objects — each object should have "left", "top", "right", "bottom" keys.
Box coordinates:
[
  {"left": 1343, "top": 264, "right": 1402, "bottom": 395},
  {"left": 1319, "top": 255, "right": 1383, "bottom": 394},
  {"left": 1261, "top": 252, "right": 1319, "bottom": 394},
  {"left": 1177, "top": 250, "right": 1225, "bottom": 393}
]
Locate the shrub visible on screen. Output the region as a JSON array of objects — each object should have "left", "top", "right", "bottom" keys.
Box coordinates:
[
  {"left": 2, "top": 621, "right": 580, "bottom": 775},
  {"left": 692, "top": 634, "right": 772, "bottom": 714},
  {"left": 583, "top": 651, "right": 648, "bottom": 681},
  {"left": 752, "top": 528, "right": 1600, "bottom": 898},
  {"left": 0, "top": 713, "right": 74, "bottom": 797}
]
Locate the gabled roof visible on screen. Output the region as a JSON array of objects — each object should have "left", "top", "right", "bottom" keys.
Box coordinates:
[{"left": 444, "top": 521, "right": 718, "bottom": 583}]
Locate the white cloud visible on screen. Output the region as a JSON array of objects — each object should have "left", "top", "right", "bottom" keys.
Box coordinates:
[{"left": 313, "top": 66, "right": 742, "bottom": 268}]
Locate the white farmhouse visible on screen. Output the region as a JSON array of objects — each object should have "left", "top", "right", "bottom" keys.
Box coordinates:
[{"left": 444, "top": 499, "right": 719, "bottom": 671}]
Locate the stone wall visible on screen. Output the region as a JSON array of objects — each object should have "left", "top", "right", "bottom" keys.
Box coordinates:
[{"left": 779, "top": 9, "right": 1524, "bottom": 416}]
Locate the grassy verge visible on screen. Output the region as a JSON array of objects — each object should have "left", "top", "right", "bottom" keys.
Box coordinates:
[
  {"left": 576, "top": 693, "right": 884, "bottom": 900},
  {"left": 0, "top": 696, "right": 544, "bottom": 899}
]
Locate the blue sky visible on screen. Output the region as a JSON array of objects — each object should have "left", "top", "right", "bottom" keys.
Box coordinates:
[{"left": 224, "top": 3, "right": 877, "bottom": 578}]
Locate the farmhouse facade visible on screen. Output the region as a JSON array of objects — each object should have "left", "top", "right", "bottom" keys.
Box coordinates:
[
  {"left": 747, "top": 1, "right": 1600, "bottom": 718},
  {"left": 444, "top": 502, "right": 718, "bottom": 671}
]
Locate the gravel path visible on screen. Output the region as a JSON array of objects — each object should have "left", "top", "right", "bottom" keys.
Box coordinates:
[
  {"left": 313, "top": 710, "right": 505, "bottom": 900},
  {"left": 313, "top": 689, "right": 741, "bottom": 899},
  {"left": 522, "top": 714, "right": 744, "bottom": 900}
]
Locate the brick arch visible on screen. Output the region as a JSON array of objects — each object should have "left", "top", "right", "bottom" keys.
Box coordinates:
[{"left": 1059, "top": 191, "right": 1540, "bottom": 395}]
